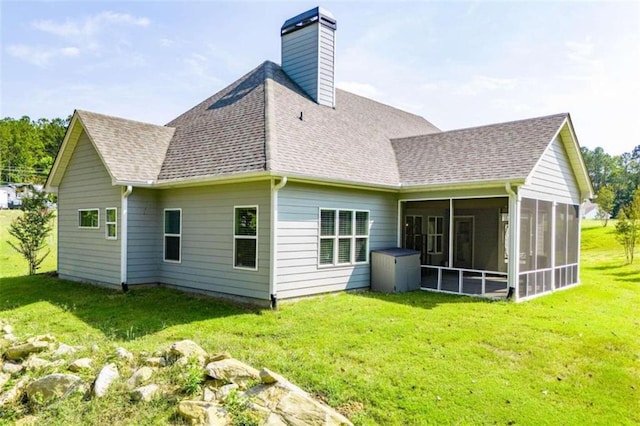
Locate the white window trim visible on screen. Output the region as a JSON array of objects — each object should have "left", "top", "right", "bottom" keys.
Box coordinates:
[
  {"left": 427, "top": 216, "right": 444, "bottom": 255},
  {"left": 105, "top": 207, "right": 117, "bottom": 240},
  {"left": 318, "top": 208, "right": 370, "bottom": 268},
  {"left": 233, "top": 205, "right": 259, "bottom": 271},
  {"left": 163, "top": 208, "right": 182, "bottom": 263},
  {"left": 78, "top": 208, "right": 100, "bottom": 229}
]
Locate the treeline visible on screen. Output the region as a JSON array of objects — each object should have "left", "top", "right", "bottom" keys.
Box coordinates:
[
  {"left": 581, "top": 145, "right": 640, "bottom": 217},
  {"left": 1, "top": 115, "right": 638, "bottom": 214},
  {"left": 0, "top": 116, "right": 69, "bottom": 184}
]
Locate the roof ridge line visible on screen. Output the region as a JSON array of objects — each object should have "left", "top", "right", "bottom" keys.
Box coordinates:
[
  {"left": 76, "top": 109, "right": 171, "bottom": 129},
  {"left": 391, "top": 112, "right": 568, "bottom": 142},
  {"left": 264, "top": 62, "right": 277, "bottom": 171}
]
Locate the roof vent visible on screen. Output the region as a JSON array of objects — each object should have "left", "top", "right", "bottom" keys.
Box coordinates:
[{"left": 281, "top": 7, "right": 337, "bottom": 108}]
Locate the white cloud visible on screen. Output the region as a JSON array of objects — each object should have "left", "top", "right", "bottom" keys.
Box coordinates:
[
  {"left": 565, "top": 38, "right": 595, "bottom": 63},
  {"left": 32, "top": 11, "right": 150, "bottom": 38},
  {"left": 454, "top": 75, "right": 518, "bottom": 96},
  {"left": 336, "top": 81, "right": 382, "bottom": 99},
  {"left": 6, "top": 44, "right": 80, "bottom": 67}
]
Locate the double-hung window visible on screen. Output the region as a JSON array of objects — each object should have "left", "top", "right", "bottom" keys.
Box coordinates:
[
  {"left": 234, "top": 206, "right": 258, "bottom": 270},
  {"left": 319, "top": 209, "right": 369, "bottom": 266},
  {"left": 164, "top": 209, "right": 181, "bottom": 262},
  {"left": 78, "top": 209, "right": 99, "bottom": 229},
  {"left": 105, "top": 208, "right": 117, "bottom": 239}
]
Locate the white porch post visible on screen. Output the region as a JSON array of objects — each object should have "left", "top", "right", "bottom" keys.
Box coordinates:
[
  {"left": 507, "top": 186, "right": 521, "bottom": 301},
  {"left": 551, "top": 201, "right": 557, "bottom": 290},
  {"left": 448, "top": 198, "right": 454, "bottom": 268}
]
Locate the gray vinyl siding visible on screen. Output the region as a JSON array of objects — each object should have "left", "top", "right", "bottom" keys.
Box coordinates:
[
  {"left": 520, "top": 136, "right": 581, "bottom": 205},
  {"left": 57, "top": 130, "right": 121, "bottom": 285},
  {"left": 127, "top": 188, "right": 161, "bottom": 284},
  {"left": 281, "top": 22, "right": 335, "bottom": 107},
  {"left": 282, "top": 24, "right": 318, "bottom": 101},
  {"left": 158, "top": 181, "right": 271, "bottom": 300},
  {"left": 276, "top": 183, "right": 397, "bottom": 299},
  {"left": 317, "top": 24, "right": 335, "bottom": 106}
]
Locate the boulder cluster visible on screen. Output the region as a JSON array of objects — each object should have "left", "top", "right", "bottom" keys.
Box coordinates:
[{"left": 0, "top": 319, "right": 352, "bottom": 425}]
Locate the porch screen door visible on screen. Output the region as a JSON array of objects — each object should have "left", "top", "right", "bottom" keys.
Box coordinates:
[{"left": 453, "top": 217, "right": 474, "bottom": 269}]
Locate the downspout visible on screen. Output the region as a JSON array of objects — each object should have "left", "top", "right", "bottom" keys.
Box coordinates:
[
  {"left": 505, "top": 182, "right": 518, "bottom": 300},
  {"left": 269, "top": 176, "right": 287, "bottom": 309},
  {"left": 120, "top": 185, "right": 133, "bottom": 292}
]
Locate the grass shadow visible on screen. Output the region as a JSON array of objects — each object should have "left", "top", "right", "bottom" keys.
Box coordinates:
[
  {"left": 353, "top": 288, "right": 499, "bottom": 310},
  {"left": 0, "top": 274, "right": 262, "bottom": 340}
]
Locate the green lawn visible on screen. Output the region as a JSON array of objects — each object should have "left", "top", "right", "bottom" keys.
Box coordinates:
[{"left": 0, "top": 212, "right": 638, "bottom": 425}]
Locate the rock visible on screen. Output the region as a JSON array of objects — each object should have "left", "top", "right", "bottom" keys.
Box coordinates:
[
  {"left": 260, "top": 368, "right": 285, "bottom": 385},
  {"left": 115, "top": 347, "right": 134, "bottom": 362},
  {"left": 144, "top": 356, "right": 166, "bottom": 367},
  {"left": 208, "top": 352, "right": 232, "bottom": 363},
  {"left": 203, "top": 386, "right": 216, "bottom": 402},
  {"left": 126, "top": 366, "right": 154, "bottom": 388},
  {"left": 204, "top": 358, "right": 260, "bottom": 389},
  {"left": 52, "top": 343, "right": 76, "bottom": 359},
  {"left": 93, "top": 363, "right": 119, "bottom": 397},
  {"left": 0, "top": 372, "right": 10, "bottom": 388},
  {"left": 247, "top": 383, "right": 353, "bottom": 426},
  {"left": 5, "top": 337, "right": 51, "bottom": 360},
  {"left": 263, "top": 412, "right": 288, "bottom": 426},
  {"left": 1, "top": 324, "right": 13, "bottom": 334},
  {"left": 69, "top": 358, "right": 93, "bottom": 372},
  {"left": 91, "top": 344, "right": 100, "bottom": 353},
  {"left": 178, "top": 400, "right": 230, "bottom": 426},
  {"left": 25, "top": 373, "right": 82, "bottom": 404},
  {"left": 2, "top": 361, "right": 24, "bottom": 375},
  {"left": 3, "top": 333, "right": 18, "bottom": 343},
  {"left": 24, "top": 356, "right": 52, "bottom": 371},
  {"left": 0, "top": 377, "right": 29, "bottom": 407},
  {"left": 130, "top": 384, "right": 160, "bottom": 402},
  {"left": 27, "top": 334, "right": 56, "bottom": 344},
  {"left": 217, "top": 383, "right": 239, "bottom": 401},
  {"left": 168, "top": 340, "right": 208, "bottom": 364}
]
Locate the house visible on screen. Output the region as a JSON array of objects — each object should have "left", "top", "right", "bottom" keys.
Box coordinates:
[
  {"left": 581, "top": 200, "right": 609, "bottom": 220},
  {"left": 45, "top": 7, "right": 593, "bottom": 305}
]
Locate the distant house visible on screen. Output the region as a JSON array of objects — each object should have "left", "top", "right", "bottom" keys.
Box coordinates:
[
  {"left": 581, "top": 200, "right": 610, "bottom": 220},
  {"left": 0, "top": 185, "right": 18, "bottom": 209},
  {"left": 45, "top": 7, "right": 593, "bottom": 304}
]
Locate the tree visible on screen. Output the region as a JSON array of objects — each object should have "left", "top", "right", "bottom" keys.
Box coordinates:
[
  {"left": 8, "top": 189, "right": 55, "bottom": 275},
  {"left": 595, "top": 186, "right": 615, "bottom": 226},
  {"left": 615, "top": 188, "right": 640, "bottom": 264}
]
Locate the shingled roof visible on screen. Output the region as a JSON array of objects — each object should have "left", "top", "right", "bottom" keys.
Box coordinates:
[
  {"left": 47, "top": 61, "right": 586, "bottom": 193},
  {"left": 158, "top": 61, "right": 439, "bottom": 185},
  {"left": 392, "top": 113, "right": 569, "bottom": 187}
]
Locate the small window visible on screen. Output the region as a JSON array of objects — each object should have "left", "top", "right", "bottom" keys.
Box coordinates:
[
  {"left": 79, "top": 209, "right": 99, "bottom": 229},
  {"left": 427, "top": 216, "right": 443, "bottom": 254},
  {"left": 319, "top": 208, "right": 369, "bottom": 266},
  {"left": 105, "top": 208, "right": 117, "bottom": 240},
  {"left": 234, "top": 206, "right": 258, "bottom": 270},
  {"left": 164, "top": 209, "right": 181, "bottom": 262}
]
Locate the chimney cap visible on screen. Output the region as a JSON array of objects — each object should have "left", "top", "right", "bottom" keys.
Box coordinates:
[{"left": 281, "top": 6, "right": 336, "bottom": 36}]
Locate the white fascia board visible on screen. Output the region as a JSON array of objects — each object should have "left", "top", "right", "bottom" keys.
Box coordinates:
[
  {"left": 399, "top": 178, "right": 526, "bottom": 194},
  {"left": 45, "top": 113, "right": 81, "bottom": 192}
]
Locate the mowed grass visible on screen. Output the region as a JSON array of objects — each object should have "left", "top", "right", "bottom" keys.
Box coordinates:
[{"left": 0, "top": 212, "right": 638, "bottom": 425}]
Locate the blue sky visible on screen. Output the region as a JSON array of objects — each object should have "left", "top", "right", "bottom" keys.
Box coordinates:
[{"left": 1, "top": 1, "right": 639, "bottom": 155}]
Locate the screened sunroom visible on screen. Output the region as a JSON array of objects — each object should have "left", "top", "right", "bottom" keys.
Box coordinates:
[{"left": 399, "top": 195, "right": 581, "bottom": 301}]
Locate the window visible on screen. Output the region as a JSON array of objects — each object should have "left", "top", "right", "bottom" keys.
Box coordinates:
[
  {"left": 427, "top": 216, "right": 443, "bottom": 254},
  {"left": 164, "top": 209, "right": 181, "bottom": 262},
  {"left": 105, "top": 208, "right": 117, "bottom": 240},
  {"left": 234, "top": 206, "right": 258, "bottom": 270},
  {"left": 78, "top": 209, "right": 99, "bottom": 229},
  {"left": 319, "top": 209, "right": 369, "bottom": 266}
]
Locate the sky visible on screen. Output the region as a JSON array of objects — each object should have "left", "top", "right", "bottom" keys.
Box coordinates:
[{"left": 1, "top": 1, "right": 639, "bottom": 155}]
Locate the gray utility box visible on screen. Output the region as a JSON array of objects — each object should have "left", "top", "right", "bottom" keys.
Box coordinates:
[{"left": 371, "top": 248, "right": 421, "bottom": 293}]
